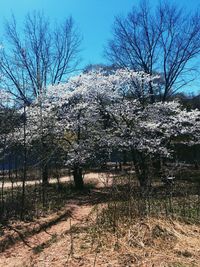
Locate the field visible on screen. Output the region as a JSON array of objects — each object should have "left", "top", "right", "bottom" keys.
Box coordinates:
[{"left": 0, "top": 169, "right": 200, "bottom": 266}]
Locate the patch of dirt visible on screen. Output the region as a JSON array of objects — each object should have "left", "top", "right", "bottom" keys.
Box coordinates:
[{"left": 0, "top": 201, "right": 93, "bottom": 267}]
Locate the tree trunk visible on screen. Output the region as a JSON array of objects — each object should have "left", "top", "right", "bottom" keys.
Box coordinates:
[
  {"left": 42, "top": 164, "right": 49, "bottom": 185},
  {"left": 73, "top": 166, "right": 84, "bottom": 190},
  {"left": 138, "top": 173, "right": 149, "bottom": 188},
  {"left": 123, "top": 150, "right": 127, "bottom": 165},
  {"left": 21, "top": 104, "right": 27, "bottom": 220},
  {"left": 132, "top": 150, "right": 150, "bottom": 189}
]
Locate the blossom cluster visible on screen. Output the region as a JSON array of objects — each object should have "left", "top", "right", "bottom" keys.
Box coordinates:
[{"left": 8, "top": 69, "right": 200, "bottom": 167}]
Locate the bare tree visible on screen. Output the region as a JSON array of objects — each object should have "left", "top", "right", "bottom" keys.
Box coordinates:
[
  {"left": 0, "top": 12, "right": 81, "bottom": 186},
  {"left": 105, "top": 1, "right": 200, "bottom": 101},
  {"left": 0, "top": 12, "right": 82, "bottom": 104}
]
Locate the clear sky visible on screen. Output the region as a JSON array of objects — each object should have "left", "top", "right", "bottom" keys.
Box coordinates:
[{"left": 0, "top": 0, "right": 199, "bottom": 70}]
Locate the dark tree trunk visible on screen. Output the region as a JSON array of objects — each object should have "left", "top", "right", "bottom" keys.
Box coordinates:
[
  {"left": 138, "top": 173, "right": 149, "bottom": 188},
  {"left": 132, "top": 150, "right": 150, "bottom": 189},
  {"left": 73, "top": 166, "right": 84, "bottom": 190},
  {"left": 21, "top": 104, "right": 27, "bottom": 220},
  {"left": 42, "top": 165, "right": 49, "bottom": 185},
  {"left": 1, "top": 152, "right": 5, "bottom": 218},
  {"left": 123, "top": 150, "right": 127, "bottom": 165},
  {"left": 152, "top": 157, "right": 162, "bottom": 179}
]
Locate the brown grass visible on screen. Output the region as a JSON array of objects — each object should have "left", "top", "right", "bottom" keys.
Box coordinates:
[{"left": 1, "top": 173, "right": 200, "bottom": 267}]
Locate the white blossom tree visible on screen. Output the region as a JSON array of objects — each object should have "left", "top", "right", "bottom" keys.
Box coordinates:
[{"left": 14, "top": 69, "right": 200, "bottom": 189}]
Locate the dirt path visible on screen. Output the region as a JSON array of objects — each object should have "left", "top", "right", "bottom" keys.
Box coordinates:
[
  {"left": 0, "top": 199, "right": 94, "bottom": 267},
  {"left": 0, "top": 175, "right": 111, "bottom": 267},
  {"left": 1, "top": 181, "right": 200, "bottom": 266},
  {"left": 1, "top": 172, "right": 114, "bottom": 189}
]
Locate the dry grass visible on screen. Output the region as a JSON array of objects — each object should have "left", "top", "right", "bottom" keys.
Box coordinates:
[
  {"left": 1, "top": 202, "right": 200, "bottom": 266},
  {"left": 65, "top": 208, "right": 200, "bottom": 267},
  {"left": 1, "top": 173, "right": 200, "bottom": 266}
]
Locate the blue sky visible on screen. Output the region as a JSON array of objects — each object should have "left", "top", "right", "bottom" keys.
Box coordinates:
[
  {"left": 0, "top": 0, "right": 200, "bottom": 93},
  {"left": 0, "top": 0, "right": 199, "bottom": 69}
]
